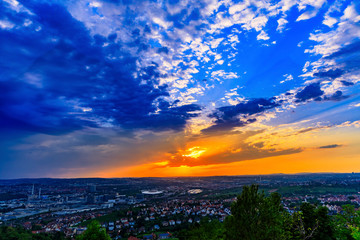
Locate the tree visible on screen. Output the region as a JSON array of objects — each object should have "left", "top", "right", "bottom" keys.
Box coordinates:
[
  {"left": 179, "top": 218, "right": 224, "bottom": 240},
  {"left": 0, "top": 226, "right": 67, "bottom": 240},
  {"left": 335, "top": 204, "right": 360, "bottom": 240},
  {"left": 290, "top": 203, "right": 335, "bottom": 240},
  {"left": 224, "top": 184, "right": 287, "bottom": 240},
  {"left": 76, "top": 221, "right": 111, "bottom": 240}
]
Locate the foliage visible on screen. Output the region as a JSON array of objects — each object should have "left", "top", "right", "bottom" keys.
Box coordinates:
[
  {"left": 290, "top": 203, "right": 335, "bottom": 240},
  {"left": 335, "top": 204, "right": 360, "bottom": 240},
  {"left": 0, "top": 226, "right": 67, "bottom": 240},
  {"left": 178, "top": 218, "right": 224, "bottom": 240},
  {"left": 224, "top": 184, "right": 287, "bottom": 240},
  {"left": 76, "top": 221, "right": 111, "bottom": 240}
]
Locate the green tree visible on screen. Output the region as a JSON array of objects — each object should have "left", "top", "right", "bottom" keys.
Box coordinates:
[
  {"left": 224, "top": 184, "right": 287, "bottom": 240},
  {"left": 335, "top": 204, "right": 360, "bottom": 240},
  {"left": 290, "top": 203, "right": 335, "bottom": 240},
  {"left": 76, "top": 221, "right": 111, "bottom": 240},
  {"left": 179, "top": 218, "right": 224, "bottom": 240},
  {"left": 0, "top": 226, "right": 66, "bottom": 240}
]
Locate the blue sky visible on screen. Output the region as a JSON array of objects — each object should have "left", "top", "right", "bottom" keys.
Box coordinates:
[{"left": 0, "top": 0, "right": 360, "bottom": 178}]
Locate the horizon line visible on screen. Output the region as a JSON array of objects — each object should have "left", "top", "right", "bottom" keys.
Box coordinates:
[{"left": 1, "top": 171, "right": 359, "bottom": 181}]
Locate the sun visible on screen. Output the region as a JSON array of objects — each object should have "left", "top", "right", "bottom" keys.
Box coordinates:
[{"left": 182, "top": 146, "right": 207, "bottom": 158}]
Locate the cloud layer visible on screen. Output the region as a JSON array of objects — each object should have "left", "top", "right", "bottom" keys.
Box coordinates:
[{"left": 0, "top": 0, "right": 359, "bottom": 178}]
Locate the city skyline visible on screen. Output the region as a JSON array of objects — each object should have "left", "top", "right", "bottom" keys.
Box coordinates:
[{"left": 0, "top": 0, "right": 359, "bottom": 178}]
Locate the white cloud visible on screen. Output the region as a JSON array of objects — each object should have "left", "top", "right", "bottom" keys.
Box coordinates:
[
  {"left": 342, "top": 4, "right": 360, "bottom": 21},
  {"left": 229, "top": 1, "right": 249, "bottom": 15},
  {"left": 249, "top": 16, "right": 268, "bottom": 31},
  {"left": 228, "top": 34, "right": 239, "bottom": 43},
  {"left": 0, "top": 20, "right": 15, "bottom": 29},
  {"left": 350, "top": 103, "right": 360, "bottom": 108},
  {"left": 211, "top": 70, "right": 239, "bottom": 80},
  {"left": 89, "top": 1, "right": 102, "bottom": 8},
  {"left": 302, "top": 61, "right": 310, "bottom": 73},
  {"left": 257, "top": 30, "right": 270, "bottom": 40},
  {"left": 277, "top": 18, "right": 288, "bottom": 32},
  {"left": 296, "top": 0, "right": 326, "bottom": 21},
  {"left": 280, "top": 74, "right": 294, "bottom": 84},
  {"left": 305, "top": 3, "right": 360, "bottom": 57},
  {"left": 322, "top": 15, "right": 337, "bottom": 27},
  {"left": 210, "top": 38, "right": 224, "bottom": 49},
  {"left": 152, "top": 17, "right": 173, "bottom": 29},
  {"left": 296, "top": 10, "right": 318, "bottom": 21}
]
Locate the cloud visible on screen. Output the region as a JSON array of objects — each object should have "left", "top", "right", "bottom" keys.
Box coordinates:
[
  {"left": 322, "top": 15, "right": 337, "bottom": 27},
  {"left": 341, "top": 81, "right": 354, "bottom": 86},
  {"left": 164, "top": 130, "right": 303, "bottom": 167},
  {"left": 327, "top": 40, "right": 360, "bottom": 62},
  {"left": 0, "top": 1, "right": 201, "bottom": 135},
  {"left": 295, "top": 83, "right": 324, "bottom": 102},
  {"left": 202, "top": 98, "right": 279, "bottom": 134},
  {"left": 296, "top": 0, "right": 326, "bottom": 22},
  {"left": 280, "top": 74, "right": 293, "bottom": 84},
  {"left": 276, "top": 18, "right": 288, "bottom": 32},
  {"left": 211, "top": 70, "right": 239, "bottom": 80},
  {"left": 313, "top": 68, "right": 344, "bottom": 79},
  {"left": 295, "top": 126, "right": 329, "bottom": 135},
  {"left": 323, "top": 90, "right": 348, "bottom": 102},
  {"left": 1, "top": 0, "right": 359, "bottom": 177},
  {"left": 319, "top": 144, "right": 342, "bottom": 149},
  {"left": 256, "top": 30, "right": 269, "bottom": 41},
  {"left": 296, "top": 10, "right": 318, "bottom": 22}
]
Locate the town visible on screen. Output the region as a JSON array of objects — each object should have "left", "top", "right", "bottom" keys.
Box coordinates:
[{"left": 1, "top": 173, "right": 360, "bottom": 239}]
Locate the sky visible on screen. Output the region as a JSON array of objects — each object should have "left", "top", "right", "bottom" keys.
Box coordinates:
[{"left": 0, "top": 0, "right": 360, "bottom": 179}]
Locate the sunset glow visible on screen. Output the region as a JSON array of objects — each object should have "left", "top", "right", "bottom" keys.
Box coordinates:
[{"left": 182, "top": 147, "right": 207, "bottom": 159}]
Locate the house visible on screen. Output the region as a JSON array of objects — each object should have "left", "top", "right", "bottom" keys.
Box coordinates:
[
  {"left": 162, "top": 221, "right": 169, "bottom": 227},
  {"left": 169, "top": 220, "right": 175, "bottom": 226}
]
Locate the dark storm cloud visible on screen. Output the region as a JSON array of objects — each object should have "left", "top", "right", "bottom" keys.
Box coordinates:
[
  {"left": 0, "top": 1, "right": 199, "bottom": 135},
  {"left": 0, "top": 81, "right": 96, "bottom": 135},
  {"left": 202, "top": 98, "right": 278, "bottom": 134},
  {"left": 328, "top": 41, "right": 360, "bottom": 59},
  {"left": 314, "top": 69, "right": 344, "bottom": 79},
  {"left": 341, "top": 81, "right": 354, "bottom": 86},
  {"left": 295, "top": 83, "right": 324, "bottom": 102},
  {"left": 319, "top": 144, "right": 342, "bottom": 149},
  {"left": 323, "top": 90, "right": 349, "bottom": 101},
  {"left": 327, "top": 40, "right": 360, "bottom": 71}
]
